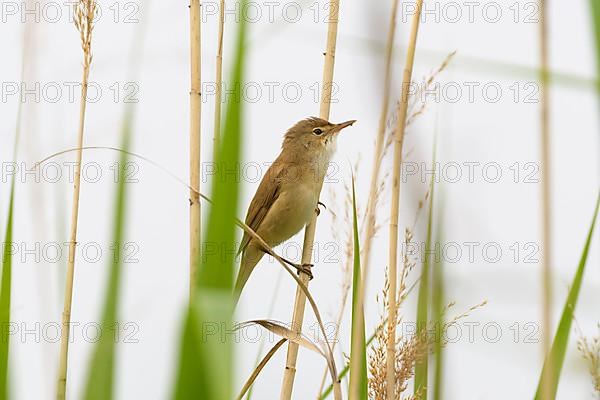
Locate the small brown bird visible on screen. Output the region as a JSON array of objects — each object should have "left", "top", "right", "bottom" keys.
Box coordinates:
[{"left": 234, "top": 117, "right": 356, "bottom": 304}]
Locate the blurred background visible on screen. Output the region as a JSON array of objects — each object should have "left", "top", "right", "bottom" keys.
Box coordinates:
[{"left": 0, "top": 0, "right": 598, "bottom": 399}]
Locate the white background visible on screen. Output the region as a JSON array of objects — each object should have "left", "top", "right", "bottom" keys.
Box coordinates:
[{"left": 0, "top": 0, "right": 599, "bottom": 399}]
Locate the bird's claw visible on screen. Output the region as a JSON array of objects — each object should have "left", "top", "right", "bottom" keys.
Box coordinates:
[
  {"left": 296, "top": 263, "right": 314, "bottom": 280},
  {"left": 315, "top": 201, "right": 327, "bottom": 216},
  {"left": 280, "top": 257, "right": 314, "bottom": 280}
]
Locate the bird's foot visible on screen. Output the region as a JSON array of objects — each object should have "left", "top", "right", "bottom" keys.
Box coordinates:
[
  {"left": 280, "top": 257, "right": 314, "bottom": 280},
  {"left": 315, "top": 201, "right": 327, "bottom": 216},
  {"left": 296, "top": 263, "right": 314, "bottom": 280}
]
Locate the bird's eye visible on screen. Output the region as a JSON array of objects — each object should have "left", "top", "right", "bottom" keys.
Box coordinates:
[{"left": 313, "top": 128, "right": 323, "bottom": 135}]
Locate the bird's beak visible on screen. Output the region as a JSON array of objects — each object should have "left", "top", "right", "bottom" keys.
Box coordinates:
[{"left": 331, "top": 119, "right": 357, "bottom": 134}]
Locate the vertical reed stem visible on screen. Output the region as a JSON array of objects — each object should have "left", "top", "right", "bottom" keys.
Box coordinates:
[
  {"left": 280, "top": 1, "right": 341, "bottom": 399},
  {"left": 189, "top": 0, "right": 202, "bottom": 298},
  {"left": 348, "top": 2, "right": 400, "bottom": 399},
  {"left": 386, "top": 0, "right": 423, "bottom": 397},
  {"left": 57, "top": 1, "right": 96, "bottom": 398},
  {"left": 539, "top": 0, "right": 552, "bottom": 399},
  {"left": 213, "top": 0, "right": 225, "bottom": 160},
  {"left": 315, "top": 3, "right": 399, "bottom": 395},
  {"left": 360, "top": 0, "right": 398, "bottom": 286}
]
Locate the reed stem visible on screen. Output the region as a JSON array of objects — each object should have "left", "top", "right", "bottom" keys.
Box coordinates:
[
  {"left": 360, "top": 0, "right": 398, "bottom": 287},
  {"left": 386, "top": 0, "right": 423, "bottom": 397},
  {"left": 280, "top": 1, "right": 342, "bottom": 399},
  {"left": 315, "top": 3, "right": 399, "bottom": 395},
  {"left": 57, "top": 1, "right": 96, "bottom": 398},
  {"left": 349, "top": 5, "right": 401, "bottom": 398},
  {"left": 538, "top": 0, "right": 553, "bottom": 399},
  {"left": 189, "top": 0, "right": 202, "bottom": 298},
  {"left": 213, "top": 0, "right": 225, "bottom": 161}
]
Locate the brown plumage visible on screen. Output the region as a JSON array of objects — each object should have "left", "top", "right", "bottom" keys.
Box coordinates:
[{"left": 233, "top": 117, "right": 356, "bottom": 305}]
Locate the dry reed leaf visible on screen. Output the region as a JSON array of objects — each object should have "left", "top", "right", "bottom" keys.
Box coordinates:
[{"left": 236, "top": 320, "right": 326, "bottom": 358}]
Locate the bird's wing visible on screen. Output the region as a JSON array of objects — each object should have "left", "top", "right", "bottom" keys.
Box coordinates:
[{"left": 237, "top": 162, "right": 284, "bottom": 255}]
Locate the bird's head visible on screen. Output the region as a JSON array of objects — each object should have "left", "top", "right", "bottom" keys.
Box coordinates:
[{"left": 282, "top": 117, "right": 356, "bottom": 158}]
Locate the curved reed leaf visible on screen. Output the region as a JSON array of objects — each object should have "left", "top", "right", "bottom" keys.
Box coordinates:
[
  {"left": 0, "top": 52, "right": 23, "bottom": 399},
  {"left": 534, "top": 194, "right": 600, "bottom": 400},
  {"left": 349, "top": 178, "right": 367, "bottom": 399},
  {"left": 237, "top": 320, "right": 326, "bottom": 357},
  {"left": 414, "top": 140, "right": 436, "bottom": 397},
  {"left": 432, "top": 183, "right": 445, "bottom": 400},
  {"left": 0, "top": 180, "right": 16, "bottom": 400},
  {"left": 237, "top": 320, "right": 339, "bottom": 399}
]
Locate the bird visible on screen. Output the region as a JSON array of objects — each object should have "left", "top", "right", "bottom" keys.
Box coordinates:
[{"left": 233, "top": 117, "right": 357, "bottom": 305}]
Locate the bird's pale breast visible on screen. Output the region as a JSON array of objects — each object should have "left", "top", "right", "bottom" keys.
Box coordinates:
[{"left": 255, "top": 179, "right": 318, "bottom": 247}]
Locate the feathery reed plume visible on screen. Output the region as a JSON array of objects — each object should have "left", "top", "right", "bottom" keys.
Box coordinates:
[
  {"left": 320, "top": 58, "right": 455, "bottom": 375},
  {"left": 57, "top": 1, "right": 97, "bottom": 398},
  {"left": 368, "top": 264, "right": 486, "bottom": 399},
  {"left": 370, "top": 206, "right": 421, "bottom": 400},
  {"left": 316, "top": 48, "right": 450, "bottom": 389},
  {"left": 213, "top": 0, "right": 225, "bottom": 160},
  {"left": 577, "top": 324, "right": 600, "bottom": 396},
  {"left": 538, "top": 0, "right": 553, "bottom": 398},
  {"left": 405, "top": 51, "right": 455, "bottom": 127},
  {"left": 369, "top": 259, "right": 423, "bottom": 400},
  {"left": 316, "top": 165, "right": 430, "bottom": 396},
  {"left": 381, "top": 52, "right": 455, "bottom": 163},
  {"left": 280, "top": 1, "right": 343, "bottom": 398},
  {"left": 352, "top": 55, "right": 453, "bottom": 271},
  {"left": 386, "top": 0, "right": 424, "bottom": 396},
  {"left": 189, "top": 0, "right": 202, "bottom": 298}
]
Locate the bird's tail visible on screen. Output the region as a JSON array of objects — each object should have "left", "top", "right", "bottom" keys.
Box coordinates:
[{"left": 233, "top": 245, "right": 263, "bottom": 307}]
